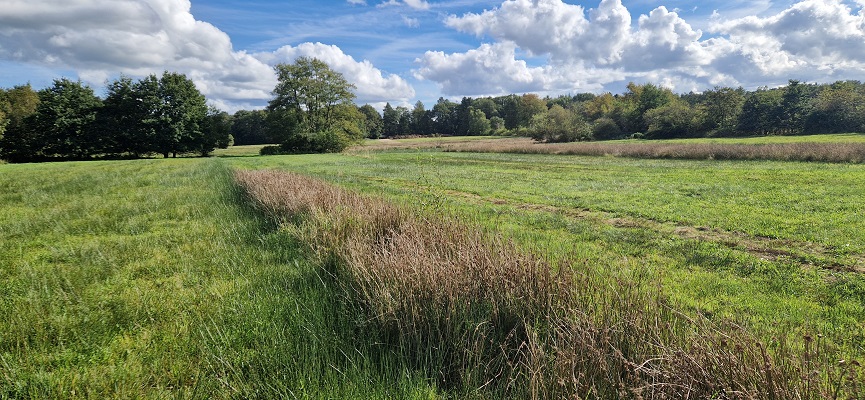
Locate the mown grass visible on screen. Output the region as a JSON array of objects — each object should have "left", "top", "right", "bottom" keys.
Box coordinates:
[
  {"left": 229, "top": 152, "right": 865, "bottom": 359},
  {"left": 212, "top": 144, "right": 273, "bottom": 157},
  {"left": 0, "top": 158, "right": 437, "bottom": 398}
]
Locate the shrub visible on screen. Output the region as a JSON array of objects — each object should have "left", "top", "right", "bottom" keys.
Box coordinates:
[
  {"left": 591, "top": 117, "right": 623, "bottom": 140},
  {"left": 259, "top": 145, "right": 283, "bottom": 155}
]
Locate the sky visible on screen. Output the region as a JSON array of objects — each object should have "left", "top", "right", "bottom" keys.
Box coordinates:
[{"left": 2, "top": 0, "right": 865, "bottom": 112}]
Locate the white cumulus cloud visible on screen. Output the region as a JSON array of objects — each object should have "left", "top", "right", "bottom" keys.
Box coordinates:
[
  {"left": 0, "top": 0, "right": 414, "bottom": 111},
  {"left": 258, "top": 42, "right": 415, "bottom": 105},
  {"left": 420, "top": 0, "right": 865, "bottom": 96}
]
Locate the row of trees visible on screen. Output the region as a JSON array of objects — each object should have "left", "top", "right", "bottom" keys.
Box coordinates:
[
  {"left": 241, "top": 78, "right": 865, "bottom": 145},
  {"left": 6, "top": 57, "right": 863, "bottom": 162},
  {"left": 0, "top": 72, "right": 231, "bottom": 163},
  {"left": 369, "top": 80, "right": 865, "bottom": 142}
]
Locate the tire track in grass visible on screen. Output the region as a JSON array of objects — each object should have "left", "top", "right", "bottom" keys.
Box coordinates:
[{"left": 368, "top": 176, "right": 865, "bottom": 274}]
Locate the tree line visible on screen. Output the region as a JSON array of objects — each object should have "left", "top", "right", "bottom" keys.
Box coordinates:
[
  {"left": 368, "top": 80, "right": 865, "bottom": 141},
  {"left": 4, "top": 57, "right": 864, "bottom": 163},
  {"left": 226, "top": 78, "right": 865, "bottom": 148},
  {"left": 0, "top": 72, "right": 231, "bottom": 163}
]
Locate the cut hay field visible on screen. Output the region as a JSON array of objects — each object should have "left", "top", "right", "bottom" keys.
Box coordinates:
[{"left": 3, "top": 139, "right": 864, "bottom": 397}]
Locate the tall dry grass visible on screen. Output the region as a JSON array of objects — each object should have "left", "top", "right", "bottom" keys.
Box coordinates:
[
  {"left": 235, "top": 169, "right": 862, "bottom": 398},
  {"left": 434, "top": 139, "right": 865, "bottom": 163}
]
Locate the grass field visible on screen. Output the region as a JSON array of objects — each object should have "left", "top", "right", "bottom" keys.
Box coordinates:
[
  {"left": 229, "top": 151, "right": 865, "bottom": 353},
  {"left": 3, "top": 135, "right": 864, "bottom": 397},
  {"left": 0, "top": 158, "right": 436, "bottom": 398}
]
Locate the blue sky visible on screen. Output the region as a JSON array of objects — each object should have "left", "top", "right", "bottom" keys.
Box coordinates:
[{"left": 2, "top": 0, "right": 865, "bottom": 111}]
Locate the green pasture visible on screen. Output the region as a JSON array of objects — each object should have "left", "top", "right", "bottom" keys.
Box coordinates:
[
  {"left": 229, "top": 151, "right": 865, "bottom": 353},
  {"left": 0, "top": 159, "right": 433, "bottom": 398},
  {"left": 3, "top": 139, "right": 864, "bottom": 396}
]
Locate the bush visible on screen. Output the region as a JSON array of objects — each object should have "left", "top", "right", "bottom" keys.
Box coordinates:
[
  {"left": 528, "top": 105, "right": 592, "bottom": 143},
  {"left": 259, "top": 145, "right": 283, "bottom": 156},
  {"left": 591, "top": 117, "right": 623, "bottom": 140}
]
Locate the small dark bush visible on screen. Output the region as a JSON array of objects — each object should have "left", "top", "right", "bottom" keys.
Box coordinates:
[
  {"left": 259, "top": 145, "right": 283, "bottom": 156},
  {"left": 592, "top": 117, "right": 623, "bottom": 140}
]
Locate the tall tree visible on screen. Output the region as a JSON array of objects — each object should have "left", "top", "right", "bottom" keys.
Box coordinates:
[
  {"left": 199, "top": 107, "right": 233, "bottom": 156},
  {"left": 269, "top": 57, "right": 356, "bottom": 134},
  {"left": 100, "top": 75, "right": 160, "bottom": 157},
  {"left": 623, "top": 82, "right": 676, "bottom": 133},
  {"left": 0, "top": 85, "right": 40, "bottom": 162},
  {"left": 358, "top": 104, "right": 383, "bottom": 139},
  {"left": 156, "top": 72, "right": 208, "bottom": 157},
  {"left": 411, "top": 101, "right": 432, "bottom": 135},
  {"left": 432, "top": 98, "right": 457, "bottom": 134},
  {"left": 396, "top": 106, "right": 412, "bottom": 135},
  {"left": 382, "top": 103, "right": 400, "bottom": 137},
  {"left": 231, "top": 110, "right": 271, "bottom": 145},
  {"left": 466, "top": 107, "right": 491, "bottom": 136},
  {"left": 32, "top": 79, "right": 102, "bottom": 159},
  {"left": 699, "top": 86, "right": 745, "bottom": 135},
  {"left": 779, "top": 80, "right": 815, "bottom": 135},
  {"left": 805, "top": 81, "right": 865, "bottom": 133},
  {"left": 738, "top": 88, "right": 783, "bottom": 135}
]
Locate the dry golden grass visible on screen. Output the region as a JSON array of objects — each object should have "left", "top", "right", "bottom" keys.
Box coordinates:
[
  {"left": 235, "top": 169, "right": 862, "bottom": 399},
  {"left": 349, "top": 136, "right": 865, "bottom": 163},
  {"left": 434, "top": 138, "right": 865, "bottom": 163}
]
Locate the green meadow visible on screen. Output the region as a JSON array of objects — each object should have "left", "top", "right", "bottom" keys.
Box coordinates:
[
  {"left": 2, "top": 136, "right": 864, "bottom": 397},
  {"left": 228, "top": 151, "right": 865, "bottom": 343},
  {"left": 0, "top": 159, "right": 434, "bottom": 398}
]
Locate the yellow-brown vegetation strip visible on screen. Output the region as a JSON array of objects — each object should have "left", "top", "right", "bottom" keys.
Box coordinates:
[
  {"left": 352, "top": 137, "right": 865, "bottom": 163},
  {"left": 443, "top": 139, "right": 865, "bottom": 163},
  {"left": 235, "top": 169, "right": 862, "bottom": 398}
]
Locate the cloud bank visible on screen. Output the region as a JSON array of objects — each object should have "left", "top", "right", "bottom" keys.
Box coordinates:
[
  {"left": 416, "top": 0, "right": 865, "bottom": 96},
  {"left": 0, "top": 0, "right": 414, "bottom": 111}
]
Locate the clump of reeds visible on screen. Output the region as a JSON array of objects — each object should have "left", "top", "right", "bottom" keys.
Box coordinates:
[
  {"left": 235, "top": 169, "right": 862, "bottom": 398},
  {"left": 441, "top": 139, "right": 865, "bottom": 163}
]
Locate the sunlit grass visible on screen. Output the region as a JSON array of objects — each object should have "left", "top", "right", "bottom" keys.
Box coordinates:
[
  {"left": 228, "top": 151, "right": 865, "bottom": 356},
  {"left": 0, "top": 158, "right": 437, "bottom": 398}
]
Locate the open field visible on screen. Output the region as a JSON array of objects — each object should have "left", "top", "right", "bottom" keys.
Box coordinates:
[
  {"left": 3, "top": 144, "right": 864, "bottom": 397},
  {"left": 230, "top": 151, "right": 865, "bottom": 354}
]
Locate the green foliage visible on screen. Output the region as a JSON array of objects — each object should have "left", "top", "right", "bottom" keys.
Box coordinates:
[
  {"left": 382, "top": 102, "right": 399, "bottom": 137},
  {"left": 644, "top": 100, "right": 704, "bottom": 139},
  {"left": 30, "top": 79, "right": 102, "bottom": 160},
  {"left": 266, "top": 57, "right": 360, "bottom": 153},
  {"left": 623, "top": 82, "right": 677, "bottom": 133},
  {"left": 738, "top": 88, "right": 784, "bottom": 135},
  {"left": 805, "top": 80, "right": 865, "bottom": 134},
  {"left": 528, "top": 105, "right": 591, "bottom": 142},
  {"left": 0, "top": 85, "right": 39, "bottom": 163},
  {"left": 465, "top": 107, "right": 491, "bottom": 135},
  {"left": 700, "top": 86, "right": 746, "bottom": 135},
  {"left": 230, "top": 109, "right": 270, "bottom": 145},
  {"left": 199, "top": 107, "right": 233, "bottom": 156},
  {"left": 157, "top": 71, "right": 208, "bottom": 158},
  {"left": 591, "top": 116, "right": 623, "bottom": 140},
  {"left": 269, "top": 57, "right": 356, "bottom": 135},
  {"left": 358, "top": 104, "right": 383, "bottom": 138}
]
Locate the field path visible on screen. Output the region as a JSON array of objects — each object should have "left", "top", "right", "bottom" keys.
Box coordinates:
[{"left": 377, "top": 176, "right": 865, "bottom": 274}]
